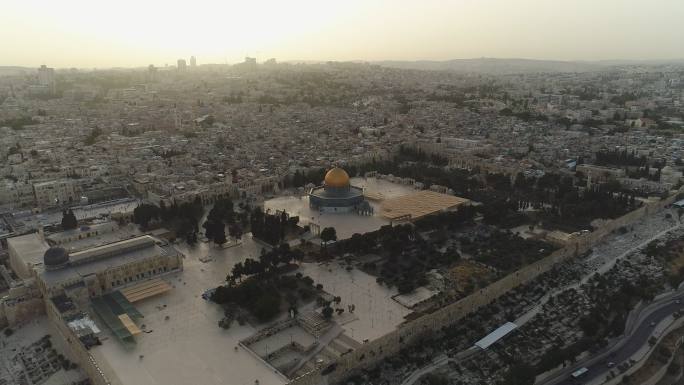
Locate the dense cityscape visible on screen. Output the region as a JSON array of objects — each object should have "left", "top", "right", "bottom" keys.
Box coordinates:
[{"left": 2, "top": 2, "right": 684, "bottom": 385}]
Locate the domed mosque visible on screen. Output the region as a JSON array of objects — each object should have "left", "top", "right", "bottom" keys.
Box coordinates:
[
  {"left": 309, "top": 167, "right": 372, "bottom": 214},
  {"left": 44, "top": 246, "right": 70, "bottom": 271}
]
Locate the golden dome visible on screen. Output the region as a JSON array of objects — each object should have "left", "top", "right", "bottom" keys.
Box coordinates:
[{"left": 324, "top": 167, "right": 350, "bottom": 188}]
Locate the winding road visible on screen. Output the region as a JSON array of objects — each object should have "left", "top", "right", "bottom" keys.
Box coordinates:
[{"left": 540, "top": 290, "right": 684, "bottom": 385}]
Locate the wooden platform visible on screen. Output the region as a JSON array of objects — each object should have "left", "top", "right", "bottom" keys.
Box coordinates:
[
  {"left": 120, "top": 278, "right": 172, "bottom": 303},
  {"left": 380, "top": 190, "right": 469, "bottom": 221}
]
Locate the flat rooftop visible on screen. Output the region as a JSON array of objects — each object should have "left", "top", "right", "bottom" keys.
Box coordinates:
[
  {"left": 475, "top": 322, "right": 518, "bottom": 350},
  {"left": 7, "top": 232, "right": 49, "bottom": 266},
  {"left": 381, "top": 190, "right": 470, "bottom": 221}
]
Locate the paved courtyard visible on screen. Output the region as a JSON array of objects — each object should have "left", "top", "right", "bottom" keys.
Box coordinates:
[
  {"left": 265, "top": 177, "right": 417, "bottom": 240},
  {"left": 298, "top": 262, "right": 412, "bottom": 343},
  {"left": 89, "top": 235, "right": 287, "bottom": 385}
]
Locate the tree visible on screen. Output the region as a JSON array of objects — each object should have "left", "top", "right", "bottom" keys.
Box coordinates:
[
  {"left": 213, "top": 223, "right": 227, "bottom": 246},
  {"left": 423, "top": 373, "right": 449, "bottom": 385},
  {"left": 322, "top": 305, "right": 334, "bottom": 319},
  {"left": 230, "top": 262, "right": 245, "bottom": 283},
  {"left": 61, "top": 209, "right": 78, "bottom": 230},
  {"left": 203, "top": 220, "right": 215, "bottom": 240},
  {"left": 502, "top": 362, "right": 536, "bottom": 385},
  {"left": 133, "top": 204, "right": 160, "bottom": 228},
  {"left": 228, "top": 223, "right": 243, "bottom": 244},
  {"left": 320, "top": 227, "right": 337, "bottom": 245},
  {"left": 185, "top": 229, "right": 198, "bottom": 245},
  {"left": 253, "top": 293, "right": 281, "bottom": 322}
]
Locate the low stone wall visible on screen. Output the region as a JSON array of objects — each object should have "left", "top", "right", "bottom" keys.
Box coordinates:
[{"left": 288, "top": 190, "right": 682, "bottom": 385}]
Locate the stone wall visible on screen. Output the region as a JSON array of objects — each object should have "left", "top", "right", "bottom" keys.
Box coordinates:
[
  {"left": 45, "top": 297, "right": 121, "bottom": 385},
  {"left": 289, "top": 190, "right": 682, "bottom": 385},
  {"left": 1, "top": 279, "right": 45, "bottom": 327}
]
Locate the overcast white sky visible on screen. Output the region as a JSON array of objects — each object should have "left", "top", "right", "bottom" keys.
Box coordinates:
[{"left": 2, "top": 0, "right": 683, "bottom": 68}]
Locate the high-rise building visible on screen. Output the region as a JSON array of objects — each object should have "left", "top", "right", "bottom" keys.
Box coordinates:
[
  {"left": 37, "top": 65, "right": 56, "bottom": 93},
  {"left": 177, "top": 59, "right": 187, "bottom": 71},
  {"left": 147, "top": 64, "right": 158, "bottom": 82},
  {"left": 190, "top": 56, "right": 196, "bottom": 67}
]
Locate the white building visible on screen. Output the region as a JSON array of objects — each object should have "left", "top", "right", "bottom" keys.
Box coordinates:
[{"left": 33, "top": 179, "right": 77, "bottom": 208}]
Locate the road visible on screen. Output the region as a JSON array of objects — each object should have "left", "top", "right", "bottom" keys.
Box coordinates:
[{"left": 540, "top": 291, "right": 684, "bottom": 385}]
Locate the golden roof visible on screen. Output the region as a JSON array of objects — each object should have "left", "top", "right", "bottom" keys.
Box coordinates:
[{"left": 324, "top": 167, "right": 350, "bottom": 188}]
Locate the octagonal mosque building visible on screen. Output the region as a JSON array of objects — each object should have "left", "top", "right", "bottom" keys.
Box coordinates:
[{"left": 308, "top": 167, "right": 370, "bottom": 214}]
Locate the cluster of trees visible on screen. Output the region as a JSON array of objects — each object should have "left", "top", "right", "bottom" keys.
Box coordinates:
[
  {"left": 330, "top": 203, "right": 553, "bottom": 292},
  {"left": 395, "top": 145, "right": 448, "bottom": 166},
  {"left": 281, "top": 167, "right": 327, "bottom": 188},
  {"left": 336, "top": 221, "right": 461, "bottom": 294},
  {"left": 501, "top": 361, "right": 536, "bottom": 385},
  {"left": 249, "top": 207, "right": 299, "bottom": 245},
  {"left": 228, "top": 244, "right": 302, "bottom": 284},
  {"left": 412, "top": 205, "right": 478, "bottom": 232},
  {"left": 212, "top": 277, "right": 282, "bottom": 322},
  {"left": 212, "top": 244, "right": 310, "bottom": 322},
  {"left": 133, "top": 198, "right": 204, "bottom": 243},
  {"left": 133, "top": 203, "right": 160, "bottom": 228},
  {"left": 539, "top": 185, "right": 640, "bottom": 231},
  {"left": 460, "top": 230, "right": 555, "bottom": 272},
  {"left": 504, "top": 172, "right": 641, "bottom": 231},
  {"left": 60, "top": 209, "right": 78, "bottom": 230},
  {"left": 202, "top": 198, "right": 237, "bottom": 246}
]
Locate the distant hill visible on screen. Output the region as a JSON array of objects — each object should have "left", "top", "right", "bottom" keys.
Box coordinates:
[{"left": 373, "top": 58, "right": 605, "bottom": 74}]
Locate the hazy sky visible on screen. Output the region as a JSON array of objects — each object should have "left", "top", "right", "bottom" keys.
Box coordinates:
[{"left": 2, "top": 0, "right": 683, "bottom": 68}]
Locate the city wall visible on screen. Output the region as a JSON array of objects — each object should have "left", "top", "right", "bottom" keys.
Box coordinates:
[{"left": 289, "top": 190, "right": 683, "bottom": 385}]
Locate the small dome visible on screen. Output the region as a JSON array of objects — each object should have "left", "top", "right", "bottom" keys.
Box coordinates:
[
  {"left": 324, "top": 167, "right": 350, "bottom": 188},
  {"left": 44, "top": 247, "right": 69, "bottom": 269}
]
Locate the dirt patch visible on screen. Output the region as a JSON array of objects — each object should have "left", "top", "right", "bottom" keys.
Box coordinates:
[{"left": 446, "top": 260, "right": 497, "bottom": 294}]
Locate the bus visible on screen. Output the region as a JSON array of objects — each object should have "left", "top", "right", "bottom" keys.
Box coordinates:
[{"left": 571, "top": 367, "right": 589, "bottom": 379}]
